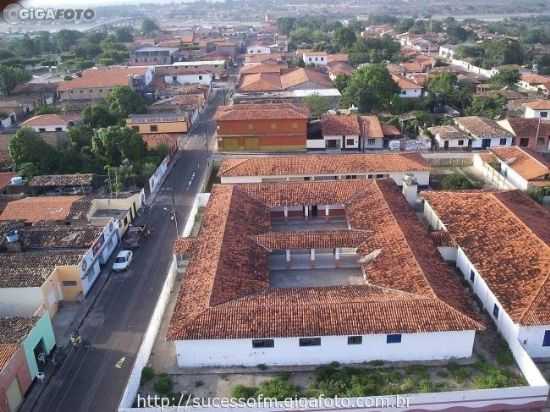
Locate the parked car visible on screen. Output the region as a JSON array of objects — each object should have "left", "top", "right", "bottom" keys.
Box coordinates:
[{"left": 113, "top": 250, "right": 133, "bottom": 272}]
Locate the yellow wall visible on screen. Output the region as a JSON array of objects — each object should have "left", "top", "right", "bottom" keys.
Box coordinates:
[
  {"left": 127, "top": 120, "right": 189, "bottom": 134},
  {"left": 41, "top": 265, "right": 83, "bottom": 317}
]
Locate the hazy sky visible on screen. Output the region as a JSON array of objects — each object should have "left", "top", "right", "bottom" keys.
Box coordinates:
[{"left": 23, "top": 0, "right": 181, "bottom": 6}]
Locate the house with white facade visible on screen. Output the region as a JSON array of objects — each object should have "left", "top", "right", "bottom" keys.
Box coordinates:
[
  {"left": 392, "top": 75, "right": 423, "bottom": 98},
  {"left": 422, "top": 190, "right": 550, "bottom": 358},
  {"left": 523, "top": 100, "right": 550, "bottom": 119},
  {"left": 428, "top": 125, "right": 471, "bottom": 150},
  {"left": 320, "top": 114, "right": 361, "bottom": 150},
  {"left": 517, "top": 73, "right": 550, "bottom": 96},
  {"left": 485, "top": 146, "right": 550, "bottom": 191},
  {"left": 246, "top": 44, "right": 273, "bottom": 54},
  {"left": 218, "top": 152, "right": 431, "bottom": 186},
  {"left": 301, "top": 52, "right": 349, "bottom": 67},
  {"left": 20, "top": 113, "right": 80, "bottom": 133},
  {"left": 153, "top": 66, "right": 213, "bottom": 87},
  {"left": 168, "top": 179, "right": 483, "bottom": 367},
  {"left": 454, "top": 116, "right": 514, "bottom": 149}
]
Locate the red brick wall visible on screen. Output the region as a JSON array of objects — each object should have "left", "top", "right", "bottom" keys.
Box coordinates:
[{"left": 217, "top": 118, "right": 308, "bottom": 138}]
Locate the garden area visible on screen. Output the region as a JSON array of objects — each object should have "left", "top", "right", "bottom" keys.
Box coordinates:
[{"left": 135, "top": 328, "right": 526, "bottom": 407}]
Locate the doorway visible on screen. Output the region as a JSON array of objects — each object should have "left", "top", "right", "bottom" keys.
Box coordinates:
[{"left": 33, "top": 339, "right": 47, "bottom": 372}]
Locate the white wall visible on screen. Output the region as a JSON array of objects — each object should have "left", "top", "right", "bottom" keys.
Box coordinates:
[
  {"left": 364, "top": 137, "right": 384, "bottom": 149},
  {"left": 220, "top": 171, "right": 430, "bottom": 187},
  {"left": 30, "top": 123, "right": 69, "bottom": 132},
  {"left": 469, "top": 136, "right": 513, "bottom": 149},
  {"left": 472, "top": 154, "right": 516, "bottom": 190},
  {"left": 435, "top": 136, "right": 470, "bottom": 149},
  {"left": 400, "top": 88, "right": 423, "bottom": 98},
  {"left": 303, "top": 54, "right": 327, "bottom": 66},
  {"left": 247, "top": 46, "right": 271, "bottom": 54},
  {"left": 175, "top": 331, "right": 476, "bottom": 367},
  {"left": 0, "top": 287, "right": 43, "bottom": 316},
  {"left": 518, "top": 326, "right": 550, "bottom": 358},
  {"left": 164, "top": 73, "right": 212, "bottom": 86},
  {"left": 499, "top": 161, "right": 529, "bottom": 191},
  {"left": 524, "top": 107, "right": 549, "bottom": 119},
  {"left": 306, "top": 139, "right": 326, "bottom": 150}
]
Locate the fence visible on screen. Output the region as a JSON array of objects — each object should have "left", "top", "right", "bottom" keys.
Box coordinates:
[{"left": 148, "top": 155, "right": 171, "bottom": 199}]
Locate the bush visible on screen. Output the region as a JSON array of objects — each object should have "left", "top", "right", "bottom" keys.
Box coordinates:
[
  {"left": 140, "top": 366, "right": 155, "bottom": 384},
  {"left": 440, "top": 173, "right": 480, "bottom": 190},
  {"left": 153, "top": 373, "right": 173, "bottom": 396},
  {"left": 231, "top": 384, "right": 258, "bottom": 399},
  {"left": 257, "top": 377, "right": 301, "bottom": 400}
]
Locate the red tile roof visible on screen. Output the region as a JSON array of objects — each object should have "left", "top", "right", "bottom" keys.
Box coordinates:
[
  {"left": 524, "top": 99, "right": 550, "bottom": 110},
  {"left": 168, "top": 180, "right": 482, "bottom": 340},
  {"left": 359, "top": 115, "right": 384, "bottom": 138},
  {"left": 422, "top": 190, "right": 550, "bottom": 326},
  {"left": 392, "top": 74, "right": 423, "bottom": 90},
  {"left": 58, "top": 66, "right": 148, "bottom": 91},
  {"left": 238, "top": 68, "right": 333, "bottom": 92},
  {"left": 321, "top": 114, "right": 361, "bottom": 136},
  {"left": 491, "top": 146, "right": 550, "bottom": 181},
  {"left": 0, "top": 196, "right": 84, "bottom": 223},
  {"left": 0, "top": 172, "right": 15, "bottom": 191},
  {"left": 218, "top": 153, "right": 430, "bottom": 178},
  {"left": 21, "top": 113, "right": 80, "bottom": 127},
  {"left": 214, "top": 103, "right": 310, "bottom": 121},
  {"left": 0, "top": 343, "right": 17, "bottom": 371}
]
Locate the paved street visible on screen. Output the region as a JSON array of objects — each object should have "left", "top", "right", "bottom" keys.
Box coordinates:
[{"left": 24, "top": 90, "right": 224, "bottom": 412}]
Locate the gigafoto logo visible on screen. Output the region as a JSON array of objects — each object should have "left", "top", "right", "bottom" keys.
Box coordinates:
[{"left": 2, "top": 3, "right": 95, "bottom": 24}]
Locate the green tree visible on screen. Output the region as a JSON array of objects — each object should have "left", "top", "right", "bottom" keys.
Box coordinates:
[
  {"left": 91, "top": 126, "right": 145, "bottom": 167},
  {"left": 114, "top": 27, "right": 134, "bottom": 43},
  {"left": 334, "top": 27, "right": 357, "bottom": 51},
  {"left": 142, "top": 18, "right": 160, "bottom": 35},
  {"left": 490, "top": 68, "right": 520, "bottom": 88},
  {"left": 106, "top": 86, "right": 147, "bottom": 117},
  {"left": 277, "top": 17, "right": 296, "bottom": 35},
  {"left": 536, "top": 54, "right": 550, "bottom": 75},
  {"left": 82, "top": 104, "right": 120, "bottom": 129},
  {"left": 303, "top": 94, "right": 329, "bottom": 118},
  {"left": 342, "top": 64, "right": 399, "bottom": 112},
  {"left": 55, "top": 30, "right": 83, "bottom": 52},
  {"left": 0, "top": 65, "right": 31, "bottom": 96},
  {"left": 334, "top": 74, "right": 350, "bottom": 93},
  {"left": 465, "top": 95, "right": 506, "bottom": 119},
  {"left": 9, "top": 128, "right": 60, "bottom": 174}
]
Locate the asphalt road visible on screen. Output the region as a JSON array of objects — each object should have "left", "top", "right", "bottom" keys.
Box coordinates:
[{"left": 29, "top": 90, "right": 224, "bottom": 412}]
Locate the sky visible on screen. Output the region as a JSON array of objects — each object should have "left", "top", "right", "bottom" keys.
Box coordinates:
[{"left": 23, "top": 0, "right": 192, "bottom": 6}]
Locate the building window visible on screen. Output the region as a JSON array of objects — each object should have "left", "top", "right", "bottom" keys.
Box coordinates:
[
  {"left": 62, "top": 280, "right": 78, "bottom": 287},
  {"left": 375, "top": 174, "right": 385, "bottom": 179},
  {"left": 457, "top": 139, "right": 464, "bottom": 146},
  {"left": 499, "top": 138, "right": 507, "bottom": 145},
  {"left": 55, "top": 127, "right": 63, "bottom": 132},
  {"left": 292, "top": 122, "right": 298, "bottom": 129},
  {"left": 39, "top": 128, "right": 46, "bottom": 132},
  {"left": 132, "top": 126, "right": 139, "bottom": 132},
  {"left": 346, "top": 138, "right": 355, "bottom": 146},
  {"left": 469, "top": 269, "right": 475, "bottom": 283},
  {"left": 543, "top": 331, "right": 550, "bottom": 347},
  {"left": 150, "top": 125, "right": 158, "bottom": 132},
  {"left": 367, "top": 139, "right": 376, "bottom": 145},
  {"left": 493, "top": 304, "right": 499, "bottom": 319},
  {"left": 271, "top": 123, "right": 277, "bottom": 129},
  {"left": 519, "top": 138, "right": 529, "bottom": 147},
  {"left": 347, "top": 336, "right": 362, "bottom": 345},
  {"left": 387, "top": 334, "right": 402, "bottom": 344},
  {"left": 252, "top": 339, "right": 274, "bottom": 348},
  {"left": 541, "top": 112, "right": 548, "bottom": 118},
  {"left": 299, "top": 337, "right": 321, "bottom": 347},
  {"left": 172, "top": 75, "right": 177, "bottom": 82}
]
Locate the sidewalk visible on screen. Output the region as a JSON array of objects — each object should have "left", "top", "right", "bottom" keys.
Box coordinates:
[{"left": 19, "top": 257, "right": 117, "bottom": 412}]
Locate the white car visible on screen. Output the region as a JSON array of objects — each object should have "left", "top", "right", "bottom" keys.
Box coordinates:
[{"left": 112, "top": 250, "right": 133, "bottom": 272}]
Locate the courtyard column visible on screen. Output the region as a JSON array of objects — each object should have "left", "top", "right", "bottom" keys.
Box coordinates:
[
  {"left": 310, "top": 248, "right": 316, "bottom": 268},
  {"left": 304, "top": 205, "right": 309, "bottom": 221},
  {"left": 335, "top": 248, "right": 340, "bottom": 268},
  {"left": 286, "top": 249, "right": 291, "bottom": 268},
  {"left": 325, "top": 205, "right": 330, "bottom": 222},
  {"left": 283, "top": 206, "right": 288, "bottom": 221}
]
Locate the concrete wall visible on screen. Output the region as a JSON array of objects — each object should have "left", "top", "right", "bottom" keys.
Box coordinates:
[
  {"left": 163, "top": 73, "right": 212, "bottom": 86},
  {"left": 0, "top": 288, "right": 42, "bottom": 317},
  {"left": 472, "top": 154, "right": 518, "bottom": 191},
  {"left": 175, "top": 331, "right": 476, "bottom": 367},
  {"left": 130, "top": 121, "right": 189, "bottom": 135},
  {"left": 0, "top": 345, "right": 32, "bottom": 412},
  {"left": 21, "top": 312, "right": 55, "bottom": 380},
  {"left": 518, "top": 326, "right": 550, "bottom": 358}
]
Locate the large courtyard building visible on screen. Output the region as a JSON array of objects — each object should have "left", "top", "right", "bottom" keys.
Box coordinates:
[{"left": 168, "top": 179, "right": 483, "bottom": 367}]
